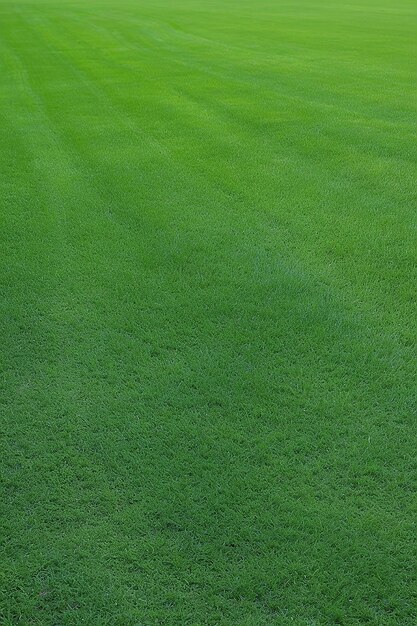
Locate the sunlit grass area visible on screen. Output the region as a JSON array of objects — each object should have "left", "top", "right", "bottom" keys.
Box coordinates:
[{"left": 1, "top": 0, "right": 416, "bottom": 623}]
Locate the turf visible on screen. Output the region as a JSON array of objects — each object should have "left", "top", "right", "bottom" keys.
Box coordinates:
[{"left": 0, "top": 0, "right": 416, "bottom": 623}]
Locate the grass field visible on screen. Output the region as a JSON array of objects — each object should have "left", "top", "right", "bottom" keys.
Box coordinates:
[{"left": 1, "top": 0, "right": 416, "bottom": 623}]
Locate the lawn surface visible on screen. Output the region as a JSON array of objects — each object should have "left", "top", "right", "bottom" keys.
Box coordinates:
[{"left": 0, "top": 0, "right": 416, "bottom": 624}]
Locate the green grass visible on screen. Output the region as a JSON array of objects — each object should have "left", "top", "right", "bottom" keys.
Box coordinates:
[{"left": 0, "top": 0, "right": 416, "bottom": 623}]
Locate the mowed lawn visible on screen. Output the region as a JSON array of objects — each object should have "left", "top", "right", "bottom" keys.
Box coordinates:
[{"left": 0, "top": 0, "right": 416, "bottom": 623}]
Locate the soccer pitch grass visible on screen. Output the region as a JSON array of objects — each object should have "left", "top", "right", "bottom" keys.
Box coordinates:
[{"left": 0, "top": 0, "right": 416, "bottom": 623}]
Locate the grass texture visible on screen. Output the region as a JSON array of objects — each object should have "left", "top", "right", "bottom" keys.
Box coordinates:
[{"left": 0, "top": 0, "right": 416, "bottom": 623}]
